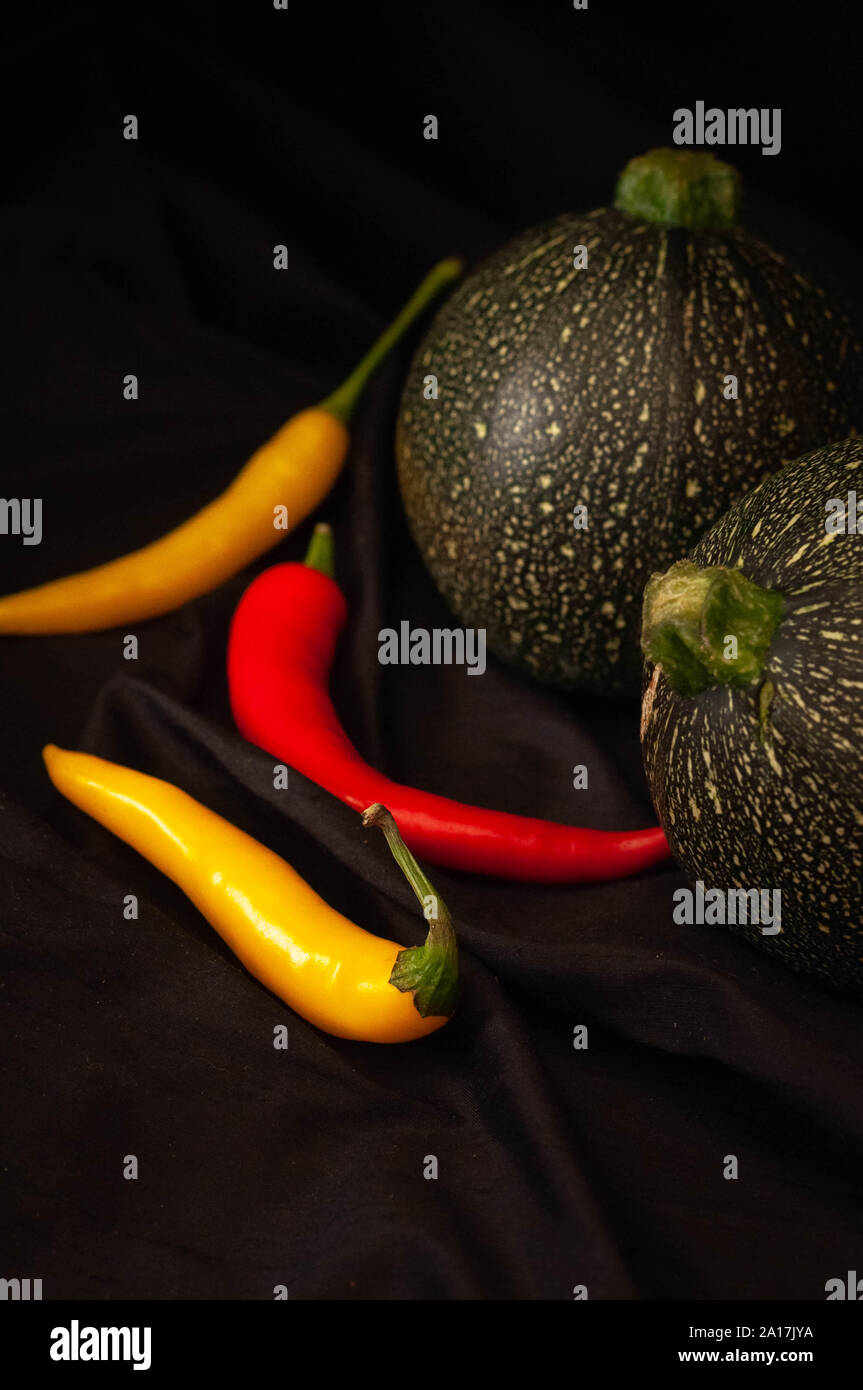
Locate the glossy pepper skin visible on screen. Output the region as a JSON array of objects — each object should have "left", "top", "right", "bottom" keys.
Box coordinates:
[
  {"left": 226, "top": 526, "right": 671, "bottom": 884},
  {"left": 0, "top": 258, "right": 462, "bottom": 635},
  {"left": 42, "top": 746, "right": 458, "bottom": 1043}
]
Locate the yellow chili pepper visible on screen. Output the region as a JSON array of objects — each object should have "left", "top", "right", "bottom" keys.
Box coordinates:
[
  {"left": 43, "top": 746, "right": 459, "bottom": 1043},
  {"left": 0, "top": 257, "right": 462, "bottom": 634}
]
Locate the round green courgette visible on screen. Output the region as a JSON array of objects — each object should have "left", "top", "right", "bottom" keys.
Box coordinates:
[
  {"left": 641, "top": 436, "right": 863, "bottom": 991},
  {"left": 397, "top": 149, "right": 863, "bottom": 695}
]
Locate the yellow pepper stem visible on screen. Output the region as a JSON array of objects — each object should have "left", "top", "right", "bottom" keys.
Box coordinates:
[
  {"left": 363, "top": 804, "right": 459, "bottom": 1019},
  {"left": 320, "top": 256, "right": 464, "bottom": 425}
]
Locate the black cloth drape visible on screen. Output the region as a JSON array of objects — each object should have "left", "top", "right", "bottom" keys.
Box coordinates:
[{"left": 2, "top": 3, "right": 862, "bottom": 1299}]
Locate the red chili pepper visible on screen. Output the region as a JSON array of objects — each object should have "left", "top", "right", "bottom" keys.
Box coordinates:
[{"left": 227, "top": 525, "right": 670, "bottom": 883}]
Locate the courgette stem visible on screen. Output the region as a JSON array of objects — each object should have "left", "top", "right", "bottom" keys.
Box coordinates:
[
  {"left": 614, "top": 149, "right": 741, "bottom": 231},
  {"left": 641, "top": 559, "right": 785, "bottom": 696}
]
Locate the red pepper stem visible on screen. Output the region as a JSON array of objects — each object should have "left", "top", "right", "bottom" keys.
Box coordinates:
[
  {"left": 363, "top": 803, "right": 459, "bottom": 1019},
  {"left": 303, "top": 522, "right": 335, "bottom": 579},
  {"left": 319, "top": 256, "right": 464, "bottom": 426}
]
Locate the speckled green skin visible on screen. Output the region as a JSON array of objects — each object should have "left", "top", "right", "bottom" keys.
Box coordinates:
[
  {"left": 396, "top": 209, "right": 863, "bottom": 694},
  {"left": 641, "top": 437, "right": 863, "bottom": 992}
]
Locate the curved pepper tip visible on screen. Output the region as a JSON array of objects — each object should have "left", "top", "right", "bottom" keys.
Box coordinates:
[{"left": 42, "top": 742, "right": 60, "bottom": 769}]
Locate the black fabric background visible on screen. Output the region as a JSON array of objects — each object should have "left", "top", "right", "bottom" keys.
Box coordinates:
[{"left": 2, "top": 3, "right": 863, "bottom": 1300}]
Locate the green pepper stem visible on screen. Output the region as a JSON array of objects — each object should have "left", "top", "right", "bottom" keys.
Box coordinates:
[
  {"left": 362, "top": 803, "right": 459, "bottom": 1020},
  {"left": 641, "top": 559, "right": 785, "bottom": 697},
  {"left": 303, "top": 522, "right": 335, "bottom": 579},
  {"left": 320, "top": 256, "right": 464, "bottom": 426},
  {"left": 614, "top": 148, "right": 741, "bottom": 231}
]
